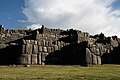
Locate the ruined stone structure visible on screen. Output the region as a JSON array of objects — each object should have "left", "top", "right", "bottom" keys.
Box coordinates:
[{"left": 0, "top": 24, "right": 120, "bottom": 66}]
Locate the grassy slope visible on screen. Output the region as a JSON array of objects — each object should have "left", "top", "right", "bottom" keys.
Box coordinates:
[{"left": 0, "top": 65, "right": 120, "bottom": 80}]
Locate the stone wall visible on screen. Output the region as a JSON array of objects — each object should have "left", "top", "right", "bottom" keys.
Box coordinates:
[
  {"left": 0, "top": 25, "right": 120, "bottom": 66},
  {"left": 20, "top": 39, "right": 70, "bottom": 65}
]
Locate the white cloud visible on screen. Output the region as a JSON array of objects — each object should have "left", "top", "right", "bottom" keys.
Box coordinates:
[
  {"left": 23, "top": 0, "right": 120, "bottom": 37},
  {"left": 26, "top": 24, "right": 42, "bottom": 30}
]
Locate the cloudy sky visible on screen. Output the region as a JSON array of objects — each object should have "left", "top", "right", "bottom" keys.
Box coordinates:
[{"left": 0, "top": 0, "right": 120, "bottom": 37}]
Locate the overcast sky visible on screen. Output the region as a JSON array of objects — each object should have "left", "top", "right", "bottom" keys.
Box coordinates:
[{"left": 0, "top": 0, "right": 120, "bottom": 37}]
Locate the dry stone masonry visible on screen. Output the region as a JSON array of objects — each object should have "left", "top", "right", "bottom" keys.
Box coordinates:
[{"left": 0, "top": 25, "right": 120, "bottom": 66}]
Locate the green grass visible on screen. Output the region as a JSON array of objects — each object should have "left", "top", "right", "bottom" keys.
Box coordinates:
[{"left": 0, "top": 65, "right": 120, "bottom": 80}]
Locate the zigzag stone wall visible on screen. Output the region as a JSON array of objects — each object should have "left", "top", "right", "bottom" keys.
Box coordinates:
[{"left": 0, "top": 25, "right": 120, "bottom": 66}]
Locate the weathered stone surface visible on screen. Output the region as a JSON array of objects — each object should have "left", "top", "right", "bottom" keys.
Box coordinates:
[
  {"left": 48, "top": 40, "right": 53, "bottom": 46},
  {"left": 26, "top": 44, "right": 32, "bottom": 54},
  {"left": 33, "top": 45, "right": 38, "bottom": 54},
  {"left": 20, "top": 54, "right": 31, "bottom": 65},
  {"left": 41, "top": 52, "right": 49, "bottom": 61},
  {"left": 86, "top": 48, "right": 92, "bottom": 65},
  {"left": 43, "top": 40, "right": 46, "bottom": 46},
  {"left": 34, "top": 40, "right": 37, "bottom": 45},
  {"left": 36, "top": 31, "right": 39, "bottom": 40},
  {"left": 23, "top": 40, "right": 26, "bottom": 44},
  {"left": 31, "top": 54, "right": 37, "bottom": 64},
  {"left": 30, "top": 40, "right": 34, "bottom": 45},
  {"left": 57, "top": 41, "right": 61, "bottom": 46},
  {"left": 38, "top": 52, "right": 41, "bottom": 65},
  {"left": 43, "top": 47, "right": 47, "bottom": 52},
  {"left": 54, "top": 45, "right": 58, "bottom": 51},
  {"left": 97, "top": 56, "right": 101, "bottom": 65},
  {"left": 45, "top": 41, "right": 48, "bottom": 46},
  {"left": 51, "top": 47, "right": 54, "bottom": 52},
  {"left": 26, "top": 40, "right": 30, "bottom": 44},
  {"left": 92, "top": 54, "right": 97, "bottom": 64},
  {"left": 22, "top": 45, "right": 26, "bottom": 54},
  {"left": 47, "top": 47, "right": 51, "bottom": 53},
  {"left": 95, "top": 49, "right": 100, "bottom": 56},
  {"left": 38, "top": 46, "right": 43, "bottom": 52},
  {"left": 0, "top": 43, "right": 7, "bottom": 49},
  {"left": 38, "top": 41, "right": 41, "bottom": 46}
]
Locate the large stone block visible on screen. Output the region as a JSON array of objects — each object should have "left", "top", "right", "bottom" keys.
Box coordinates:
[
  {"left": 41, "top": 52, "right": 49, "bottom": 62},
  {"left": 95, "top": 49, "right": 100, "bottom": 56},
  {"left": 38, "top": 41, "right": 41, "bottom": 46},
  {"left": 97, "top": 56, "right": 101, "bottom": 65},
  {"left": 0, "top": 43, "right": 7, "bottom": 49},
  {"left": 31, "top": 54, "right": 37, "bottom": 64},
  {"left": 92, "top": 54, "right": 97, "bottom": 64},
  {"left": 54, "top": 45, "right": 58, "bottom": 51},
  {"left": 26, "top": 40, "right": 30, "bottom": 44},
  {"left": 20, "top": 54, "right": 31, "bottom": 65},
  {"left": 43, "top": 47, "right": 47, "bottom": 52},
  {"left": 58, "top": 45, "right": 61, "bottom": 50},
  {"left": 34, "top": 40, "right": 38, "bottom": 45},
  {"left": 45, "top": 41, "right": 49, "bottom": 46},
  {"left": 96, "top": 43, "right": 102, "bottom": 48},
  {"left": 57, "top": 41, "right": 61, "bottom": 46},
  {"left": 90, "top": 45, "right": 96, "bottom": 53},
  {"left": 47, "top": 47, "right": 51, "bottom": 53},
  {"left": 30, "top": 40, "right": 34, "bottom": 45},
  {"left": 51, "top": 47, "right": 54, "bottom": 52},
  {"left": 22, "top": 44, "right": 26, "bottom": 54},
  {"left": 38, "top": 52, "right": 42, "bottom": 65},
  {"left": 38, "top": 46, "right": 43, "bottom": 52},
  {"left": 86, "top": 48, "right": 92, "bottom": 65},
  {"left": 43, "top": 40, "right": 46, "bottom": 46},
  {"left": 33, "top": 45, "right": 38, "bottom": 54},
  {"left": 22, "top": 40, "right": 26, "bottom": 44},
  {"left": 26, "top": 44, "right": 32, "bottom": 54},
  {"left": 48, "top": 40, "right": 53, "bottom": 46}
]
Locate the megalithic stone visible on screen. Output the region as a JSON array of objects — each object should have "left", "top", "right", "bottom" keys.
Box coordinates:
[
  {"left": 51, "top": 47, "right": 54, "bottom": 52},
  {"left": 47, "top": 47, "right": 51, "bottom": 53},
  {"left": 43, "top": 47, "right": 47, "bottom": 52},
  {"left": 30, "top": 40, "right": 34, "bottom": 45},
  {"left": 38, "top": 46, "right": 43, "bottom": 52},
  {"left": 92, "top": 54, "right": 97, "bottom": 64},
  {"left": 96, "top": 49, "right": 100, "bottom": 56},
  {"left": 31, "top": 54, "right": 37, "bottom": 64},
  {"left": 20, "top": 54, "right": 31, "bottom": 65},
  {"left": 38, "top": 52, "right": 42, "bottom": 65},
  {"left": 43, "top": 40, "right": 46, "bottom": 46},
  {"left": 23, "top": 40, "right": 26, "bottom": 44},
  {"left": 48, "top": 40, "right": 53, "bottom": 46},
  {"left": 54, "top": 45, "right": 58, "bottom": 51},
  {"left": 86, "top": 48, "right": 92, "bottom": 65},
  {"left": 36, "top": 30, "right": 39, "bottom": 40},
  {"left": 38, "top": 41, "right": 41, "bottom": 46},
  {"left": 58, "top": 41, "right": 61, "bottom": 46},
  {"left": 34, "top": 40, "right": 38, "bottom": 45},
  {"left": 41, "top": 52, "right": 49, "bottom": 62},
  {"left": 26, "top": 40, "right": 30, "bottom": 44},
  {"left": 33, "top": 45, "right": 38, "bottom": 54},
  {"left": 58, "top": 45, "right": 61, "bottom": 50},
  {"left": 45, "top": 41, "right": 48, "bottom": 46},
  {"left": 97, "top": 56, "right": 101, "bottom": 65},
  {"left": 26, "top": 44, "right": 32, "bottom": 54},
  {"left": 22, "top": 44, "right": 26, "bottom": 54}
]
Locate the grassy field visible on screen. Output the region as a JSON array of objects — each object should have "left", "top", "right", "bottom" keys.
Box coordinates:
[{"left": 0, "top": 65, "right": 120, "bottom": 80}]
